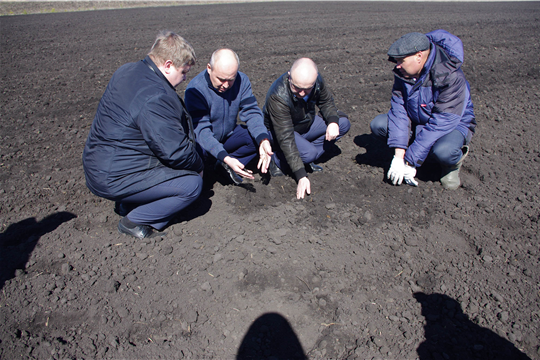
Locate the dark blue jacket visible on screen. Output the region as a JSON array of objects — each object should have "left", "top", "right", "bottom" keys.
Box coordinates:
[
  {"left": 388, "top": 30, "right": 476, "bottom": 167},
  {"left": 185, "top": 70, "right": 268, "bottom": 162},
  {"left": 82, "top": 56, "right": 203, "bottom": 200}
]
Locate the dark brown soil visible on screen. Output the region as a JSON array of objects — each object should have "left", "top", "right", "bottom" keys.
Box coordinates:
[{"left": 1, "top": 2, "right": 539, "bottom": 359}]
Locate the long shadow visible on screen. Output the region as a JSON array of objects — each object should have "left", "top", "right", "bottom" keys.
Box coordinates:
[
  {"left": 236, "top": 312, "right": 307, "bottom": 360},
  {"left": 414, "top": 292, "right": 531, "bottom": 360},
  {"left": 0, "top": 211, "right": 77, "bottom": 290}
]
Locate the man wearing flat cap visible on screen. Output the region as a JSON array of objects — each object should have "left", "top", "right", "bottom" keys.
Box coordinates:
[{"left": 370, "top": 30, "right": 476, "bottom": 189}]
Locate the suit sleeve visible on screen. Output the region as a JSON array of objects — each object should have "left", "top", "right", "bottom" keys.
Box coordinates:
[{"left": 137, "top": 93, "right": 203, "bottom": 173}]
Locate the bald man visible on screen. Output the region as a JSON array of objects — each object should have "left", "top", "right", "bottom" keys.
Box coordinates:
[
  {"left": 185, "top": 49, "right": 272, "bottom": 185},
  {"left": 263, "top": 58, "right": 350, "bottom": 199}
]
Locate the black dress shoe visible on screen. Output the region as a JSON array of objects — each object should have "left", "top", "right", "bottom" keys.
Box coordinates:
[
  {"left": 269, "top": 158, "right": 284, "bottom": 177},
  {"left": 308, "top": 162, "right": 323, "bottom": 172},
  {"left": 118, "top": 217, "right": 154, "bottom": 239},
  {"left": 222, "top": 162, "right": 243, "bottom": 185}
]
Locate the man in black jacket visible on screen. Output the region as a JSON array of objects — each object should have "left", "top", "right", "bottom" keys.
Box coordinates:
[
  {"left": 263, "top": 58, "right": 350, "bottom": 199},
  {"left": 82, "top": 31, "right": 203, "bottom": 239}
]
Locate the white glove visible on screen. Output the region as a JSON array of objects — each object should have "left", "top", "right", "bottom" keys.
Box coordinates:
[
  {"left": 403, "top": 165, "right": 418, "bottom": 186},
  {"left": 388, "top": 156, "right": 418, "bottom": 186},
  {"left": 388, "top": 156, "right": 406, "bottom": 185}
]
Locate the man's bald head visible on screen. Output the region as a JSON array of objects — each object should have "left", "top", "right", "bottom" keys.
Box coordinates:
[
  {"left": 209, "top": 48, "right": 240, "bottom": 69},
  {"left": 289, "top": 58, "right": 318, "bottom": 89},
  {"left": 207, "top": 48, "right": 240, "bottom": 93},
  {"left": 288, "top": 58, "right": 318, "bottom": 98}
]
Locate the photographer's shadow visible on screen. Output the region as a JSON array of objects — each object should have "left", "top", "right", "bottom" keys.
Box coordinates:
[
  {"left": 414, "top": 292, "right": 531, "bottom": 360},
  {"left": 0, "top": 211, "right": 76, "bottom": 290},
  {"left": 236, "top": 312, "right": 307, "bottom": 360}
]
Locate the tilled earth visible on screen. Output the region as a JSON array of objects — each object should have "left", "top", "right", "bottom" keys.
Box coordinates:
[{"left": 1, "top": 2, "right": 539, "bottom": 359}]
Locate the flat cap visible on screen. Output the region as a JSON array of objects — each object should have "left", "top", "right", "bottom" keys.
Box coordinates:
[{"left": 387, "top": 32, "right": 430, "bottom": 59}]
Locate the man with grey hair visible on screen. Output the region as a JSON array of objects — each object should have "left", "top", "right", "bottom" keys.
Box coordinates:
[
  {"left": 263, "top": 58, "right": 351, "bottom": 199},
  {"left": 83, "top": 31, "right": 203, "bottom": 239},
  {"left": 370, "top": 30, "right": 476, "bottom": 189},
  {"left": 185, "top": 48, "right": 273, "bottom": 185}
]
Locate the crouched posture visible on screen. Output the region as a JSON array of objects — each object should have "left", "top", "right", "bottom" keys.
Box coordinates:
[
  {"left": 263, "top": 58, "right": 351, "bottom": 199},
  {"left": 371, "top": 30, "right": 476, "bottom": 189},
  {"left": 82, "top": 31, "right": 203, "bottom": 239},
  {"left": 185, "top": 49, "right": 272, "bottom": 185}
]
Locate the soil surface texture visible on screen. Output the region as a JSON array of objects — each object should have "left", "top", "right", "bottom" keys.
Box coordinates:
[{"left": 1, "top": 2, "right": 539, "bottom": 359}]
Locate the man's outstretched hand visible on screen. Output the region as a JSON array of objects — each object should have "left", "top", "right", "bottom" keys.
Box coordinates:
[
  {"left": 296, "top": 176, "right": 311, "bottom": 199},
  {"left": 224, "top": 156, "right": 254, "bottom": 179},
  {"left": 257, "top": 139, "right": 273, "bottom": 174}
]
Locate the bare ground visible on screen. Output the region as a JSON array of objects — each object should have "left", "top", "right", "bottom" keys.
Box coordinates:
[{"left": 1, "top": 2, "right": 539, "bottom": 359}]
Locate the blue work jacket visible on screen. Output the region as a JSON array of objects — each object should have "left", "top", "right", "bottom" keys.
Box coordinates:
[
  {"left": 388, "top": 30, "right": 476, "bottom": 167},
  {"left": 83, "top": 56, "right": 203, "bottom": 200}
]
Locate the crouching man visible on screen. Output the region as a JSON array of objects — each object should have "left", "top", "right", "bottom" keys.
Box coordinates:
[
  {"left": 82, "top": 31, "right": 203, "bottom": 238},
  {"left": 185, "top": 49, "right": 273, "bottom": 185},
  {"left": 263, "top": 58, "right": 350, "bottom": 199},
  {"left": 371, "top": 30, "right": 476, "bottom": 189}
]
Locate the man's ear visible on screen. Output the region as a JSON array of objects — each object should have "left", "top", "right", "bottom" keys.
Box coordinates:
[
  {"left": 207, "top": 63, "right": 212, "bottom": 72},
  {"left": 162, "top": 60, "right": 174, "bottom": 73}
]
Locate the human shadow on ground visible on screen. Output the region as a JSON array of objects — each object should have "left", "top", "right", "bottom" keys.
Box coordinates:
[
  {"left": 0, "top": 211, "right": 77, "bottom": 290},
  {"left": 236, "top": 312, "right": 307, "bottom": 360},
  {"left": 414, "top": 292, "right": 531, "bottom": 360},
  {"left": 354, "top": 133, "right": 442, "bottom": 184}
]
